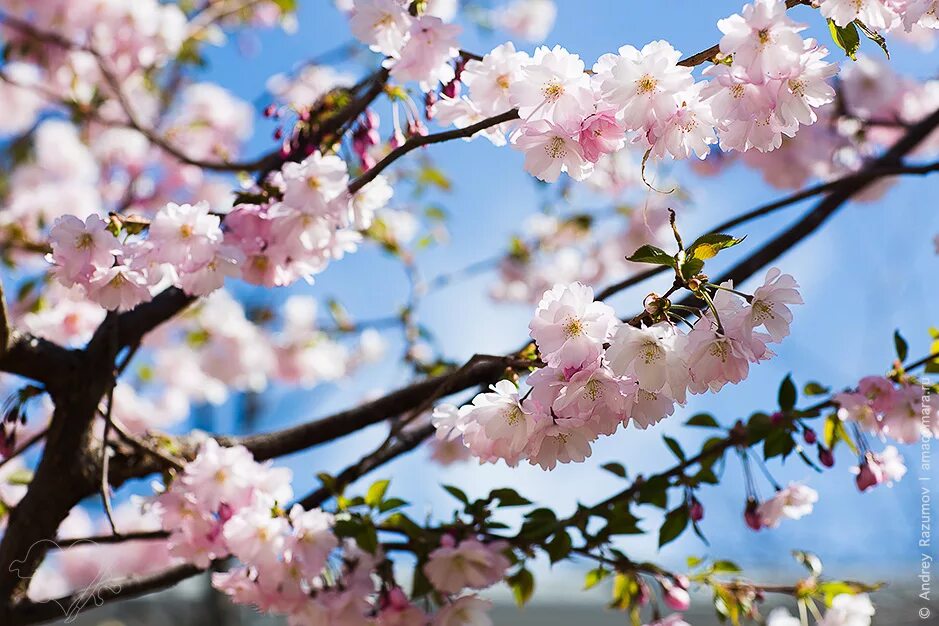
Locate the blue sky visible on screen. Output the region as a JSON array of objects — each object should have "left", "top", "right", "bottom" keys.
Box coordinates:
[{"left": 99, "top": 0, "right": 939, "bottom": 592}]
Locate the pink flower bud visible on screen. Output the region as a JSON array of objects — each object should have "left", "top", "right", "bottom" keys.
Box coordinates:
[
  {"left": 689, "top": 498, "right": 704, "bottom": 522},
  {"left": 855, "top": 457, "right": 884, "bottom": 492},
  {"left": 818, "top": 444, "right": 834, "bottom": 467},
  {"left": 803, "top": 428, "right": 817, "bottom": 444},
  {"left": 664, "top": 585, "right": 691, "bottom": 611},
  {"left": 744, "top": 498, "right": 762, "bottom": 531}
]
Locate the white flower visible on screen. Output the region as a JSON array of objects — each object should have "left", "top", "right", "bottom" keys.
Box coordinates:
[
  {"left": 594, "top": 40, "right": 694, "bottom": 129},
  {"left": 818, "top": 594, "right": 875, "bottom": 626},
  {"left": 509, "top": 45, "right": 594, "bottom": 123},
  {"left": 512, "top": 120, "right": 593, "bottom": 182},
  {"left": 757, "top": 482, "right": 818, "bottom": 528}
]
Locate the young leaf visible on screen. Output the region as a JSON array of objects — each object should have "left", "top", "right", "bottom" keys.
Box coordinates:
[
  {"left": 663, "top": 436, "right": 686, "bottom": 461},
  {"left": 687, "top": 233, "right": 746, "bottom": 260},
  {"left": 626, "top": 244, "right": 675, "bottom": 267},
  {"left": 507, "top": 568, "right": 535, "bottom": 607},
  {"left": 854, "top": 19, "right": 889, "bottom": 58},
  {"left": 601, "top": 462, "right": 628, "bottom": 478},
  {"left": 658, "top": 505, "right": 690, "bottom": 547},
  {"left": 365, "top": 479, "right": 390, "bottom": 508},
  {"left": 489, "top": 487, "right": 532, "bottom": 507},
  {"left": 584, "top": 566, "right": 610, "bottom": 590},
  {"left": 828, "top": 19, "right": 861, "bottom": 60},
  {"left": 778, "top": 374, "right": 797, "bottom": 412},
  {"left": 686, "top": 413, "right": 720, "bottom": 428},
  {"left": 442, "top": 484, "right": 469, "bottom": 504},
  {"left": 894, "top": 329, "right": 908, "bottom": 362}
]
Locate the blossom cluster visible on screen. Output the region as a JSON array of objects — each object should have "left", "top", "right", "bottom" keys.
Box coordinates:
[
  {"left": 425, "top": 0, "right": 844, "bottom": 183},
  {"left": 45, "top": 151, "right": 394, "bottom": 309},
  {"left": 434, "top": 269, "right": 802, "bottom": 469},
  {"left": 834, "top": 375, "right": 935, "bottom": 443},
  {"left": 150, "top": 439, "right": 504, "bottom": 625}
]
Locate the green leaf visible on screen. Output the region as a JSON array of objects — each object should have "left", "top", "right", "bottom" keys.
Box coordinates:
[
  {"left": 712, "top": 559, "right": 742, "bottom": 573},
  {"left": 686, "top": 555, "right": 704, "bottom": 568},
  {"left": 601, "top": 462, "right": 627, "bottom": 478},
  {"left": 546, "top": 530, "right": 573, "bottom": 563},
  {"left": 803, "top": 381, "right": 830, "bottom": 396},
  {"left": 489, "top": 488, "right": 531, "bottom": 507},
  {"left": 687, "top": 233, "right": 746, "bottom": 260},
  {"left": 4, "top": 469, "right": 32, "bottom": 486},
  {"left": 663, "top": 436, "right": 686, "bottom": 461},
  {"left": 584, "top": 566, "right": 610, "bottom": 590},
  {"left": 636, "top": 475, "right": 669, "bottom": 509},
  {"left": 507, "top": 568, "right": 535, "bottom": 607},
  {"left": 442, "top": 484, "right": 469, "bottom": 504},
  {"left": 365, "top": 479, "right": 390, "bottom": 508},
  {"left": 626, "top": 244, "right": 675, "bottom": 268},
  {"left": 378, "top": 497, "right": 408, "bottom": 513},
  {"left": 686, "top": 413, "right": 720, "bottom": 428},
  {"left": 894, "top": 330, "right": 909, "bottom": 362},
  {"left": 763, "top": 430, "right": 796, "bottom": 460},
  {"left": 854, "top": 19, "right": 889, "bottom": 59},
  {"left": 680, "top": 256, "right": 705, "bottom": 281},
  {"left": 823, "top": 414, "right": 858, "bottom": 454},
  {"left": 828, "top": 19, "right": 861, "bottom": 60},
  {"left": 658, "top": 505, "right": 690, "bottom": 547},
  {"left": 778, "top": 374, "right": 797, "bottom": 412}
]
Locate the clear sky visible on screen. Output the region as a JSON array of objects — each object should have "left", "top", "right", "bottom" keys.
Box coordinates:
[{"left": 125, "top": 0, "right": 939, "bottom": 593}]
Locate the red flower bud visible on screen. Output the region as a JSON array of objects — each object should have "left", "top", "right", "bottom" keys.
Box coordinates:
[
  {"left": 818, "top": 444, "right": 834, "bottom": 467},
  {"left": 689, "top": 497, "right": 704, "bottom": 522},
  {"left": 803, "top": 427, "right": 817, "bottom": 444},
  {"left": 744, "top": 498, "right": 762, "bottom": 531}
]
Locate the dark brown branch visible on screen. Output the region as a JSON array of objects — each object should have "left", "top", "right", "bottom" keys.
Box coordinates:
[
  {"left": 7, "top": 563, "right": 205, "bottom": 625},
  {"left": 348, "top": 109, "right": 521, "bottom": 194},
  {"left": 232, "top": 354, "right": 517, "bottom": 460}
]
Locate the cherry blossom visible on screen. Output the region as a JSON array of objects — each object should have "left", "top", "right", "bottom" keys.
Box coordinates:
[
  {"left": 528, "top": 282, "right": 617, "bottom": 369},
  {"left": 756, "top": 482, "right": 819, "bottom": 528},
  {"left": 424, "top": 536, "right": 511, "bottom": 594}
]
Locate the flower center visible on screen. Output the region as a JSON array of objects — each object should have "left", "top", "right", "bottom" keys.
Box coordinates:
[
  {"left": 640, "top": 340, "right": 664, "bottom": 364},
  {"left": 496, "top": 74, "right": 511, "bottom": 90},
  {"left": 545, "top": 136, "right": 568, "bottom": 159},
  {"left": 751, "top": 300, "right": 775, "bottom": 322},
  {"left": 730, "top": 83, "right": 745, "bottom": 99},
  {"left": 505, "top": 405, "right": 523, "bottom": 426},
  {"left": 637, "top": 75, "right": 657, "bottom": 94},
  {"left": 708, "top": 339, "right": 730, "bottom": 362},
  {"left": 76, "top": 233, "right": 94, "bottom": 249},
  {"left": 584, "top": 379, "right": 603, "bottom": 401},
  {"left": 541, "top": 81, "right": 564, "bottom": 102},
  {"left": 563, "top": 317, "right": 584, "bottom": 337},
  {"left": 179, "top": 224, "right": 193, "bottom": 239},
  {"left": 757, "top": 28, "right": 771, "bottom": 45}
]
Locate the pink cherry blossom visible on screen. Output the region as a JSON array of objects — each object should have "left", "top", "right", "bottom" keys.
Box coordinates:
[
  {"left": 512, "top": 120, "right": 594, "bottom": 182},
  {"left": 717, "top": 0, "right": 805, "bottom": 83},
  {"left": 509, "top": 45, "right": 594, "bottom": 123},
  {"left": 424, "top": 537, "right": 510, "bottom": 594},
  {"left": 593, "top": 40, "right": 695, "bottom": 130},
  {"left": 528, "top": 281, "right": 617, "bottom": 369},
  {"left": 756, "top": 482, "right": 818, "bottom": 528}
]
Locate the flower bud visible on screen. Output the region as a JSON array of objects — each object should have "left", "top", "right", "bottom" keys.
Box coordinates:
[
  {"left": 689, "top": 497, "right": 704, "bottom": 522},
  {"left": 744, "top": 498, "right": 762, "bottom": 531},
  {"left": 855, "top": 456, "right": 883, "bottom": 492},
  {"left": 803, "top": 427, "right": 817, "bottom": 444},
  {"left": 664, "top": 584, "right": 690, "bottom": 611},
  {"left": 817, "top": 444, "right": 834, "bottom": 467}
]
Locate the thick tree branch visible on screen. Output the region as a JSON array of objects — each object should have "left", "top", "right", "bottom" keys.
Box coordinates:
[{"left": 231, "top": 354, "right": 516, "bottom": 460}]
